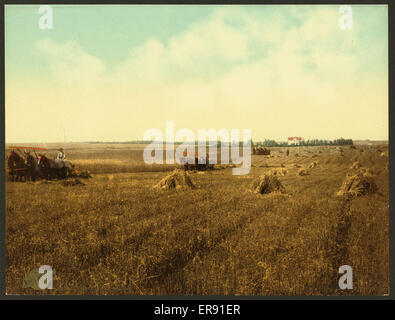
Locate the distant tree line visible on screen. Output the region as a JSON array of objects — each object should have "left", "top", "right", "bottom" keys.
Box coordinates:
[
  {"left": 88, "top": 137, "right": 353, "bottom": 147},
  {"left": 251, "top": 138, "right": 353, "bottom": 147},
  {"left": 88, "top": 140, "right": 153, "bottom": 144}
]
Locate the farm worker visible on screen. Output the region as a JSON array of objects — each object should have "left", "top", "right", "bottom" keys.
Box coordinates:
[{"left": 56, "top": 148, "right": 66, "bottom": 160}]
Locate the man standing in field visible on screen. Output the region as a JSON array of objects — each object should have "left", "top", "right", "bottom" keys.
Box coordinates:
[{"left": 56, "top": 148, "right": 66, "bottom": 161}]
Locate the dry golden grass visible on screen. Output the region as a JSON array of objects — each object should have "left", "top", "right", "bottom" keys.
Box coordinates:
[
  {"left": 5, "top": 143, "right": 389, "bottom": 295},
  {"left": 73, "top": 159, "right": 177, "bottom": 174}
]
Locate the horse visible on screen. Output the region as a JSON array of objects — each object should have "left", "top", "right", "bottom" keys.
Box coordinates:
[
  {"left": 37, "top": 154, "right": 73, "bottom": 180},
  {"left": 7, "top": 150, "right": 28, "bottom": 182},
  {"left": 24, "top": 151, "right": 42, "bottom": 181}
]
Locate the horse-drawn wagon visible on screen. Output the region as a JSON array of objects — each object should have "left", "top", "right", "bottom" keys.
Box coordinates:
[{"left": 6, "top": 146, "right": 75, "bottom": 181}]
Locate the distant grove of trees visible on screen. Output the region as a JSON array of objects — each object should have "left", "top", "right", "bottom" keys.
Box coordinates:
[
  {"left": 88, "top": 140, "right": 153, "bottom": 144},
  {"left": 251, "top": 138, "right": 353, "bottom": 147},
  {"left": 88, "top": 138, "right": 353, "bottom": 147}
]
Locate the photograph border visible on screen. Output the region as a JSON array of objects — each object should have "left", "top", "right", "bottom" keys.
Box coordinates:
[{"left": 0, "top": 0, "right": 393, "bottom": 301}]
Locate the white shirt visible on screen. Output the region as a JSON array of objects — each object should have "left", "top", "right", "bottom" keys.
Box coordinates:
[{"left": 57, "top": 152, "right": 66, "bottom": 160}]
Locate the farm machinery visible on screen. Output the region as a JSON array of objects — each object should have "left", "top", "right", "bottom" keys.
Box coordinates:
[
  {"left": 182, "top": 151, "right": 215, "bottom": 171},
  {"left": 252, "top": 147, "right": 271, "bottom": 155},
  {"left": 6, "top": 146, "right": 90, "bottom": 181}
]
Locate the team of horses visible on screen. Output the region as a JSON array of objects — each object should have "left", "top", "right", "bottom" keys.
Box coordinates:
[{"left": 7, "top": 150, "right": 74, "bottom": 182}]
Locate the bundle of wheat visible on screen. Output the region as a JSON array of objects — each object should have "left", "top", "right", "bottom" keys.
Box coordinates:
[
  {"left": 336, "top": 172, "right": 377, "bottom": 197},
  {"left": 269, "top": 169, "right": 286, "bottom": 176},
  {"left": 250, "top": 174, "right": 285, "bottom": 194},
  {"left": 298, "top": 168, "right": 309, "bottom": 176},
  {"left": 359, "top": 167, "right": 373, "bottom": 176},
  {"left": 153, "top": 169, "right": 196, "bottom": 190},
  {"left": 350, "top": 161, "right": 361, "bottom": 169},
  {"left": 309, "top": 161, "right": 318, "bottom": 169}
]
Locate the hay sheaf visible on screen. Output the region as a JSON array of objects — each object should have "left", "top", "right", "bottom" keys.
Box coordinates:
[
  {"left": 350, "top": 161, "right": 361, "bottom": 170},
  {"left": 153, "top": 169, "right": 196, "bottom": 190},
  {"left": 250, "top": 174, "right": 286, "bottom": 194},
  {"left": 298, "top": 168, "right": 309, "bottom": 176},
  {"left": 270, "top": 168, "right": 287, "bottom": 176},
  {"left": 359, "top": 167, "right": 373, "bottom": 176},
  {"left": 309, "top": 161, "right": 318, "bottom": 169},
  {"left": 336, "top": 172, "right": 378, "bottom": 197}
]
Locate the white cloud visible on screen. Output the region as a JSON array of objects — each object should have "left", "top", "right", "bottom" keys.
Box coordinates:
[
  {"left": 7, "top": 6, "right": 388, "bottom": 142},
  {"left": 35, "top": 39, "right": 105, "bottom": 87}
]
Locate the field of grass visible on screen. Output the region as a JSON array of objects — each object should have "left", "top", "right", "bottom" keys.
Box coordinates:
[{"left": 5, "top": 143, "right": 389, "bottom": 295}]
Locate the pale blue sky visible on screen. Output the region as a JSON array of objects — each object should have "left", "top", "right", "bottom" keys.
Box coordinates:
[{"left": 5, "top": 5, "right": 388, "bottom": 142}]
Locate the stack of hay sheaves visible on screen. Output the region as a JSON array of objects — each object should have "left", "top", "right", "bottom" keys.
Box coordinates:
[
  {"left": 250, "top": 173, "right": 286, "bottom": 194},
  {"left": 153, "top": 169, "right": 196, "bottom": 190},
  {"left": 336, "top": 170, "right": 377, "bottom": 198}
]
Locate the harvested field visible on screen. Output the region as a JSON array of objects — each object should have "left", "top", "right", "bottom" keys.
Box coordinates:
[{"left": 5, "top": 143, "right": 389, "bottom": 295}]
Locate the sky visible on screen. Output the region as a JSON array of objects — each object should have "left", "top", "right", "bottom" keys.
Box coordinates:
[{"left": 5, "top": 5, "right": 388, "bottom": 143}]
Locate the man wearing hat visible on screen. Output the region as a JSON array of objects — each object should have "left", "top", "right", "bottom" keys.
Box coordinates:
[{"left": 56, "top": 148, "right": 66, "bottom": 161}]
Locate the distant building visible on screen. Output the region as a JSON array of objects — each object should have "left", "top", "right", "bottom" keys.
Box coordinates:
[{"left": 288, "top": 137, "right": 303, "bottom": 145}]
